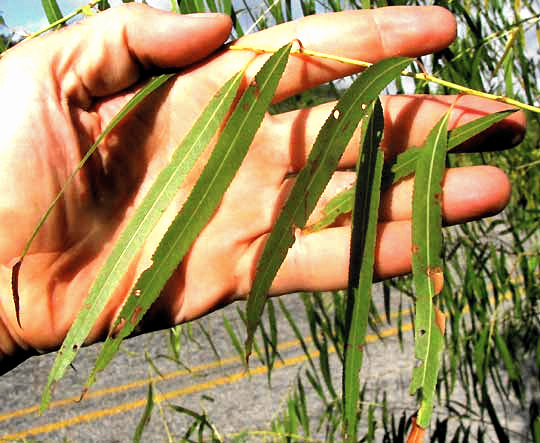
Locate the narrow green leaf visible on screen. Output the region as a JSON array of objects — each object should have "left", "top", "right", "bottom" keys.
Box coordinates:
[
  {"left": 133, "top": 383, "right": 155, "bottom": 443},
  {"left": 223, "top": 315, "right": 246, "bottom": 364},
  {"left": 98, "top": 0, "right": 111, "bottom": 11},
  {"left": 305, "top": 187, "right": 354, "bottom": 233},
  {"left": 494, "top": 331, "right": 520, "bottom": 383},
  {"left": 343, "top": 100, "right": 385, "bottom": 443},
  {"left": 40, "top": 71, "right": 242, "bottom": 410},
  {"left": 409, "top": 110, "right": 450, "bottom": 429},
  {"left": 0, "top": 17, "right": 6, "bottom": 54},
  {"left": 83, "top": 42, "right": 292, "bottom": 390},
  {"left": 446, "top": 109, "right": 517, "bottom": 150},
  {"left": 245, "top": 56, "right": 412, "bottom": 358},
  {"left": 41, "top": 0, "right": 64, "bottom": 25},
  {"left": 19, "top": 73, "right": 174, "bottom": 275}
]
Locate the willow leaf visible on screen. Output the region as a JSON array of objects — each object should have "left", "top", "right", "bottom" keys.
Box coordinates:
[
  {"left": 305, "top": 187, "right": 354, "bottom": 233},
  {"left": 32, "top": 74, "right": 174, "bottom": 410},
  {"left": 41, "top": 0, "right": 64, "bottom": 25},
  {"left": 308, "top": 109, "right": 517, "bottom": 233},
  {"left": 40, "top": 71, "right": 242, "bottom": 410},
  {"left": 343, "top": 100, "right": 384, "bottom": 443},
  {"left": 15, "top": 73, "right": 174, "bottom": 299},
  {"left": 83, "top": 42, "right": 292, "bottom": 390},
  {"left": 245, "top": 56, "right": 412, "bottom": 358},
  {"left": 409, "top": 110, "right": 450, "bottom": 430},
  {"left": 446, "top": 109, "right": 516, "bottom": 148}
]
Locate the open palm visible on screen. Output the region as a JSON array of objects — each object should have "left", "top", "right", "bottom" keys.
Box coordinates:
[{"left": 0, "top": 4, "right": 524, "bottom": 363}]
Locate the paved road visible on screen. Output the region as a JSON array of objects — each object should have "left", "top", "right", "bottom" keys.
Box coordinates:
[{"left": 0, "top": 283, "right": 529, "bottom": 442}]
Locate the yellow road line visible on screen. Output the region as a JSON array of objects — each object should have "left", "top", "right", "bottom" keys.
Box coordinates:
[
  {"left": 0, "top": 333, "right": 309, "bottom": 423},
  {"left": 0, "top": 322, "right": 413, "bottom": 441},
  {"left": 0, "top": 305, "right": 413, "bottom": 424}
]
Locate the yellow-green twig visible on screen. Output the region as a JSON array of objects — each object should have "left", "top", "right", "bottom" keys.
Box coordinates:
[
  {"left": 229, "top": 43, "right": 540, "bottom": 114},
  {"left": 24, "top": 0, "right": 100, "bottom": 41}
]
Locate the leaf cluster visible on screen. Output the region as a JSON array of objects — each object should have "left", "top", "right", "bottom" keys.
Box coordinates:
[{"left": 2, "top": 0, "right": 540, "bottom": 442}]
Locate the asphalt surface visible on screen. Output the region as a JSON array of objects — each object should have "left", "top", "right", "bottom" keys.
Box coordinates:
[{"left": 0, "top": 283, "right": 530, "bottom": 442}]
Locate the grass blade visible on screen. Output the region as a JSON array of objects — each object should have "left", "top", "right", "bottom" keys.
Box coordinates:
[
  {"left": 408, "top": 110, "right": 450, "bottom": 435},
  {"left": 343, "top": 100, "right": 385, "bottom": 443},
  {"left": 40, "top": 71, "right": 242, "bottom": 409},
  {"left": 83, "top": 42, "right": 292, "bottom": 391},
  {"left": 133, "top": 382, "right": 154, "bottom": 443},
  {"left": 245, "top": 56, "right": 413, "bottom": 358}
]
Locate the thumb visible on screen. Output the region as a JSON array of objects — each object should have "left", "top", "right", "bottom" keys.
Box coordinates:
[{"left": 25, "top": 4, "right": 232, "bottom": 106}]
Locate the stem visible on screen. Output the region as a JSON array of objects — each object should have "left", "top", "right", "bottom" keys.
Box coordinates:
[
  {"left": 24, "top": 0, "right": 101, "bottom": 41},
  {"left": 229, "top": 43, "right": 540, "bottom": 114}
]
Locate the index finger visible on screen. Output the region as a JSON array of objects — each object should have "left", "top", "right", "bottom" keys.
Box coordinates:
[{"left": 211, "top": 6, "right": 457, "bottom": 102}]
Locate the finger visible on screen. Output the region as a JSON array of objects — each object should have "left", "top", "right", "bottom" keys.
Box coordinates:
[
  {"left": 268, "top": 222, "right": 411, "bottom": 294},
  {"left": 213, "top": 6, "right": 456, "bottom": 101},
  {"left": 265, "top": 166, "right": 511, "bottom": 293},
  {"left": 379, "top": 165, "right": 511, "bottom": 224},
  {"left": 268, "top": 94, "right": 526, "bottom": 172},
  {"left": 11, "top": 5, "right": 232, "bottom": 107},
  {"left": 304, "top": 165, "right": 510, "bottom": 229}
]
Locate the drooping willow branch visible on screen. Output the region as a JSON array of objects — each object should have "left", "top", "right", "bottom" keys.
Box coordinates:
[{"left": 229, "top": 43, "right": 540, "bottom": 114}]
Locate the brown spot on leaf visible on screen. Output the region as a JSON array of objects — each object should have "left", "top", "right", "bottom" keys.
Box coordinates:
[
  {"left": 110, "top": 317, "right": 126, "bottom": 339},
  {"left": 346, "top": 343, "right": 365, "bottom": 352},
  {"left": 407, "top": 417, "right": 426, "bottom": 443},
  {"left": 427, "top": 267, "right": 444, "bottom": 295},
  {"left": 434, "top": 306, "right": 446, "bottom": 335},
  {"left": 252, "top": 80, "right": 260, "bottom": 98},
  {"left": 434, "top": 192, "right": 443, "bottom": 205},
  {"left": 412, "top": 244, "right": 420, "bottom": 255},
  {"left": 134, "top": 289, "right": 141, "bottom": 297},
  {"left": 131, "top": 306, "right": 142, "bottom": 325}
]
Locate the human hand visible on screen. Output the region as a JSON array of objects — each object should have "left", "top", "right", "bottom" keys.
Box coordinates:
[{"left": 0, "top": 4, "right": 525, "bottom": 366}]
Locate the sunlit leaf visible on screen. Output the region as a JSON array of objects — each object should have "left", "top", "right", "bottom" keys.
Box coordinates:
[
  {"left": 245, "top": 56, "right": 413, "bottom": 359},
  {"left": 409, "top": 110, "right": 450, "bottom": 430},
  {"left": 83, "top": 42, "right": 292, "bottom": 391},
  {"left": 343, "top": 100, "right": 384, "bottom": 443},
  {"left": 40, "top": 71, "right": 242, "bottom": 409}
]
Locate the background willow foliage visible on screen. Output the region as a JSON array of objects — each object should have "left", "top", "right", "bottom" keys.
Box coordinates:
[{"left": 1, "top": 0, "right": 539, "bottom": 441}]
